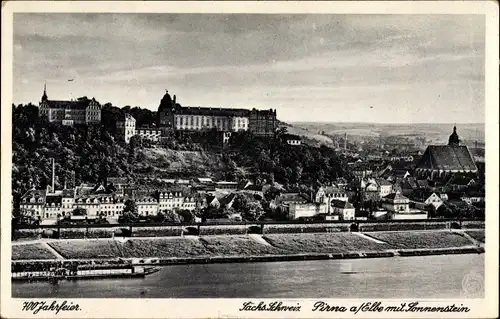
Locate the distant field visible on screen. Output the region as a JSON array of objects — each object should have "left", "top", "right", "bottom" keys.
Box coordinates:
[
  {"left": 292, "top": 122, "right": 485, "bottom": 144},
  {"left": 365, "top": 231, "right": 474, "bottom": 249},
  {"left": 12, "top": 244, "right": 57, "bottom": 260},
  {"left": 284, "top": 125, "right": 334, "bottom": 146}
]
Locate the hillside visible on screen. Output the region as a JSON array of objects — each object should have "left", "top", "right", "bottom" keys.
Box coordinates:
[
  {"left": 138, "top": 148, "right": 231, "bottom": 179},
  {"left": 278, "top": 121, "right": 334, "bottom": 147},
  {"left": 12, "top": 104, "right": 351, "bottom": 201}
]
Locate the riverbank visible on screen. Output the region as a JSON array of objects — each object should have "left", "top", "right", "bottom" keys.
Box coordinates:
[
  {"left": 12, "top": 230, "right": 484, "bottom": 269},
  {"left": 13, "top": 254, "right": 485, "bottom": 299}
]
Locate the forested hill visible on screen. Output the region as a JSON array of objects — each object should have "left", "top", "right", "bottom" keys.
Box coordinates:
[{"left": 12, "top": 102, "right": 351, "bottom": 199}]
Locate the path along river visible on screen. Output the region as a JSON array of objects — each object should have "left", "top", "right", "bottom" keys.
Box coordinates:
[{"left": 12, "top": 254, "right": 483, "bottom": 298}]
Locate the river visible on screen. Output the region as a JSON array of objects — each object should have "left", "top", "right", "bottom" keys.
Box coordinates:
[{"left": 12, "top": 254, "right": 483, "bottom": 298}]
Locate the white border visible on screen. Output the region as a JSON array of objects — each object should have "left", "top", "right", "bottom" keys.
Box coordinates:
[{"left": 1, "top": 1, "right": 498, "bottom": 318}]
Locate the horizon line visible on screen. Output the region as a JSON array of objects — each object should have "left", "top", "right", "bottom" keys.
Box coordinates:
[{"left": 288, "top": 121, "right": 486, "bottom": 125}]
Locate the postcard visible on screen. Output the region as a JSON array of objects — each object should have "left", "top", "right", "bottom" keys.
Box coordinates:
[{"left": 1, "top": 1, "right": 498, "bottom": 318}]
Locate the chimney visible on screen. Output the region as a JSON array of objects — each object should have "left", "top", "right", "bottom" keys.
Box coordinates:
[
  {"left": 173, "top": 95, "right": 176, "bottom": 104},
  {"left": 51, "top": 158, "right": 55, "bottom": 193}
]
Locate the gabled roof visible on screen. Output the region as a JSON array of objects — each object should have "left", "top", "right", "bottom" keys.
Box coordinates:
[
  {"left": 415, "top": 179, "right": 429, "bottom": 188},
  {"left": 61, "top": 189, "right": 74, "bottom": 198},
  {"left": 219, "top": 193, "right": 237, "bottom": 206},
  {"left": 417, "top": 145, "right": 478, "bottom": 172},
  {"left": 331, "top": 199, "right": 354, "bottom": 209},
  {"left": 445, "top": 174, "right": 476, "bottom": 186},
  {"left": 43, "top": 100, "right": 89, "bottom": 110},
  {"left": 319, "top": 185, "right": 344, "bottom": 195},
  {"left": 278, "top": 193, "right": 310, "bottom": 204},
  {"left": 356, "top": 210, "right": 370, "bottom": 217},
  {"left": 22, "top": 189, "right": 45, "bottom": 199},
  {"left": 242, "top": 184, "right": 263, "bottom": 192},
  {"left": 375, "top": 178, "right": 392, "bottom": 186},
  {"left": 383, "top": 192, "right": 408, "bottom": 201},
  {"left": 206, "top": 195, "right": 219, "bottom": 204},
  {"left": 237, "top": 180, "right": 253, "bottom": 190},
  {"left": 45, "top": 195, "right": 62, "bottom": 205},
  {"left": 283, "top": 133, "right": 301, "bottom": 140},
  {"left": 402, "top": 177, "right": 418, "bottom": 189},
  {"left": 408, "top": 190, "right": 439, "bottom": 202}
]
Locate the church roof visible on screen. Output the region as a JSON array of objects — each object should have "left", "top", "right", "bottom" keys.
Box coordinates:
[{"left": 416, "top": 145, "right": 478, "bottom": 172}]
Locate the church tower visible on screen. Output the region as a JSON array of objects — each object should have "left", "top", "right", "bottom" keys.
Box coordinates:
[
  {"left": 41, "top": 83, "right": 48, "bottom": 102},
  {"left": 448, "top": 125, "right": 460, "bottom": 146},
  {"left": 157, "top": 89, "right": 177, "bottom": 129}
]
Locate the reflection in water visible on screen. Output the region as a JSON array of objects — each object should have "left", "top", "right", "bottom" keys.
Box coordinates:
[{"left": 12, "top": 254, "right": 483, "bottom": 298}]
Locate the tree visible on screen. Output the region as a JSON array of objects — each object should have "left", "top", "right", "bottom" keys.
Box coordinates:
[
  {"left": 163, "top": 210, "right": 182, "bottom": 223},
  {"left": 242, "top": 201, "right": 265, "bottom": 221},
  {"left": 177, "top": 209, "right": 195, "bottom": 223},
  {"left": 233, "top": 194, "right": 264, "bottom": 221},
  {"left": 72, "top": 207, "right": 87, "bottom": 216},
  {"left": 123, "top": 199, "right": 137, "bottom": 214}
]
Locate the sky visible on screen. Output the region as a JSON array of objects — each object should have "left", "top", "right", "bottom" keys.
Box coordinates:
[{"left": 13, "top": 14, "right": 485, "bottom": 123}]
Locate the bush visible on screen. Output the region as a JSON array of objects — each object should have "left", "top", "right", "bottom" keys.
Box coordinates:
[
  {"left": 461, "top": 221, "right": 485, "bottom": 229},
  {"left": 199, "top": 225, "right": 247, "bottom": 236},
  {"left": 41, "top": 229, "right": 59, "bottom": 239},
  {"left": 60, "top": 228, "right": 86, "bottom": 239},
  {"left": 263, "top": 223, "right": 349, "bottom": 234},
  {"left": 87, "top": 228, "right": 114, "bottom": 238},
  {"left": 13, "top": 229, "right": 42, "bottom": 241},
  {"left": 131, "top": 226, "right": 183, "bottom": 237}
]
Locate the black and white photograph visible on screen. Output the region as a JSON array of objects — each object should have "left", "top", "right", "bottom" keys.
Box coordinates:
[{"left": 1, "top": 1, "right": 498, "bottom": 318}]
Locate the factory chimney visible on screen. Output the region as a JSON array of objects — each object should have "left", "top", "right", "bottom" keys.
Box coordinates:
[
  {"left": 51, "top": 158, "right": 55, "bottom": 193},
  {"left": 344, "top": 133, "right": 347, "bottom": 151}
]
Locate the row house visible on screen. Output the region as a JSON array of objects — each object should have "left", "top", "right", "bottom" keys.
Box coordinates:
[
  {"left": 155, "top": 189, "right": 197, "bottom": 212},
  {"left": 408, "top": 191, "right": 444, "bottom": 210},
  {"left": 381, "top": 192, "right": 428, "bottom": 220},
  {"left": 315, "top": 185, "right": 348, "bottom": 204},
  {"left": 136, "top": 196, "right": 159, "bottom": 216},
  {"left": 330, "top": 199, "right": 355, "bottom": 220},
  {"left": 20, "top": 189, "right": 46, "bottom": 218}
]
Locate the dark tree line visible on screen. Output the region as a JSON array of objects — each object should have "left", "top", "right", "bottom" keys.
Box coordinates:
[{"left": 12, "top": 102, "right": 352, "bottom": 213}]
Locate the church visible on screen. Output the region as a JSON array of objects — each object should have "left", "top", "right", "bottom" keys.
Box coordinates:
[{"left": 415, "top": 126, "right": 478, "bottom": 180}]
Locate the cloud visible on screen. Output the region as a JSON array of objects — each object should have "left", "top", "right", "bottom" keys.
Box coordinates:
[{"left": 13, "top": 13, "right": 485, "bottom": 123}]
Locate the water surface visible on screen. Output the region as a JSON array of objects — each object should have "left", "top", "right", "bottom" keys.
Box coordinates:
[{"left": 12, "top": 254, "right": 483, "bottom": 298}]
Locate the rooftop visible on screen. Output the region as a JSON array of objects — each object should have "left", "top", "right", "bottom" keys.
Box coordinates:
[
  {"left": 417, "top": 145, "right": 478, "bottom": 172},
  {"left": 383, "top": 192, "right": 409, "bottom": 201}
]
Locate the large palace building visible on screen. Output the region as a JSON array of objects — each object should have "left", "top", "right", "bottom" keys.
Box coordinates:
[
  {"left": 157, "top": 90, "right": 277, "bottom": 136},
  {"left": 38, "top": 85, "right": 102, "bottom": 126}
]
